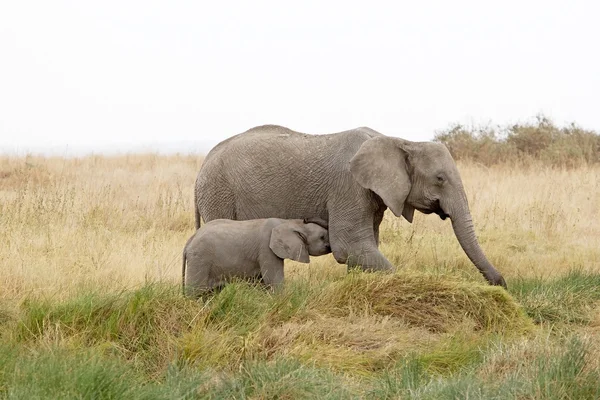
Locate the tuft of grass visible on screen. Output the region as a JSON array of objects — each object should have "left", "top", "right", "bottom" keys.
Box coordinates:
[
  {"left": 531, "top": 336, "right": 600, "bottom": 399},
  {"left": 203, "top": 358, "right": 356, "bottom": 399},
  {"left": 511, "top": 269, "right": 600, "bottom": 325},
  {"left": 313, "top": 271, "right": 533, "bottom": 333},
  {"left": 203, "top": 281, "right": 273, "bottom": 335},
  {"left": 0, "top": 346, "right": 219, "bottom": 400},
  {"left": 266, "top": 278, "right": 326, "bottom": 323},
  {"left": 1, "top": 343, "right": 355, "bottom": 399},
  {"left": 2, "top": 348, "right": 145, "bottom": 400},
  {"left": 415, "top": 333, "right": 490, "bottom": 375},
  {"left": 15, "top": 284, "right": 199, "bottom": 377},
  {"left": 370, "top": 357, "right": 427, "bottom": 399},
  {"left": 368, "top": 335, "right": 600, "bottom": 400}
]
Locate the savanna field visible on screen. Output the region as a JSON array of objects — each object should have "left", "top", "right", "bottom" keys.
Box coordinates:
[{"left": 1, "top": 121, "right": 600, "bottom": 399}]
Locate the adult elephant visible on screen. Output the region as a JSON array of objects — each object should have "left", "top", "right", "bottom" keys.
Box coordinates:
[{"left": 194, "top": 125, "right": 507, "bottom": 288}]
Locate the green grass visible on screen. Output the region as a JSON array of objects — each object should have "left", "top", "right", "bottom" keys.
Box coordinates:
[
  {"left": 511, "top": 269, "right": 600, "bottom": 325},
  {"left": 3, "top": 349, "right": 149, "bottom": 399},
  {"left": 2, "top": 269, "right": 600, "bottom": 399},
  {"left": 3, "top": 340, "right": 597, "bottom": 399},
  {"left": 13, "top": 284, "right": 200, "bottom": 378},
  {"left": 368, "top": 336, "right": 600, "bottom": 400}
]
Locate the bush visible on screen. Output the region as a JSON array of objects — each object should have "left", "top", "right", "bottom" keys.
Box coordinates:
[{"left": 434, "top": 114, "right": 600, "bottom": 167}]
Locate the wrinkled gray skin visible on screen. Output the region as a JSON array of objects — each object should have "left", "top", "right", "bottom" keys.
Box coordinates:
[
  {"left": 182, "top": 217, "right": 330, "bottom": 297},
  {"left": 194, "top": 125, "right": 506, "bottom": 288}
]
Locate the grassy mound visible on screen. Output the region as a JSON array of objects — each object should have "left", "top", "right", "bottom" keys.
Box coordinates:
[
  {"left": 7, "top": 271, "right": 534, "bottom": 377},
  {"left": 4, "top": 269, "right": 600, "bottom": 398},
  {"left": 313, "top": 271, "right": 532, "bottom": 333}
]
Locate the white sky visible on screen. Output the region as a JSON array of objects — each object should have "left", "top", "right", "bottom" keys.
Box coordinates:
[{"left": 1, "top": 0, "right": 598, "bottom": 155}]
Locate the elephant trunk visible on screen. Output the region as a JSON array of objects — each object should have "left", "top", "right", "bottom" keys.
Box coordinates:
[{"left": 448, "top": 201, "right": 507, "bottom": 288}]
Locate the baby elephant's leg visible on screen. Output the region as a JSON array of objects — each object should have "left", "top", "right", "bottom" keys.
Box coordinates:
[
  {"left": 184, "top": 257, "right": 211, "bottom": 298},
  {"left": 258, "top": 254, "right": 285, "bottom": 290}
]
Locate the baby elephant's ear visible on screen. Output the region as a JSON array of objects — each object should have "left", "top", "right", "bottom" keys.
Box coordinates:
[{"left": 269, "top": 224, "right": 310, "bottom": 263}]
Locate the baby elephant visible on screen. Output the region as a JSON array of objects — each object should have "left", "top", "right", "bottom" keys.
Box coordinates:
[{"left": 182, "top": 217, "right": 330, "bottom": 297}]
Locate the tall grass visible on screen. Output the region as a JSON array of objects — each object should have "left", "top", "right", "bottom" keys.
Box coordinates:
[{"left": 1, "top": 141, "right": 599, "bottom": 398}]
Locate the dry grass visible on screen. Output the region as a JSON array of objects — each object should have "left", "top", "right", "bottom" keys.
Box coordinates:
[
  {"left": 2, "top": 154, "right": 598, "bottom": 299},
  {"left": 1, "top": 153, "right": 599, "bottom": 398},
  {"left": 0, "top": 154, "right": 200, "bottom": 300}
]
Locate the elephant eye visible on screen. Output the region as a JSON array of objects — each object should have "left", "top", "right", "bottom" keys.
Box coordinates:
[{"left": 436, "top": 174, "right": 446, "bottom": 184}]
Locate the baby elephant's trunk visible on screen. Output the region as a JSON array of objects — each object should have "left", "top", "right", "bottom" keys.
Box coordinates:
[{"left": 303, "top": 217, "right": 328, "bottom": 229}]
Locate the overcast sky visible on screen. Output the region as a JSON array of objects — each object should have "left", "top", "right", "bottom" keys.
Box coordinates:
[{"left": 1, "top": 0, "right": 598, "bottom": 155}]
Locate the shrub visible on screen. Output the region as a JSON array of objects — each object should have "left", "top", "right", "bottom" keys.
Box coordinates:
[{"left": 434, "top": 114, "right": 600, "bottom": 167}]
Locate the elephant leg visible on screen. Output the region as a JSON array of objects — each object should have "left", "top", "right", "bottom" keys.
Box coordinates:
[
  {"left": 258, "top": 254, "right": 285, "bottom": 291},
  {"left": 328, "top": 207, "right": 394, "bottom": 272},
  {"left": 345, "top": 246, "right": 394, "bottom": 272},
  {"left": 184, "top": 257, "right": 210, "bottom": 298}
]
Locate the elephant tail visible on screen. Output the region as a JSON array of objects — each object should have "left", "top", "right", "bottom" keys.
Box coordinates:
[{"left": 182, "top": 232, "right": 197, "bottom": 296}]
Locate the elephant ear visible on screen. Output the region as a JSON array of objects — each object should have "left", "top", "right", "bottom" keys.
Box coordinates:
[
  {"left": 269, "top": 224, "right": 310, "bottom": 263},
  {"left": 349, "top": 136, "right": 413, "bottom": 221},
  {"left": 401, "top": 204, "right": 415, "bottom": 223}
]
